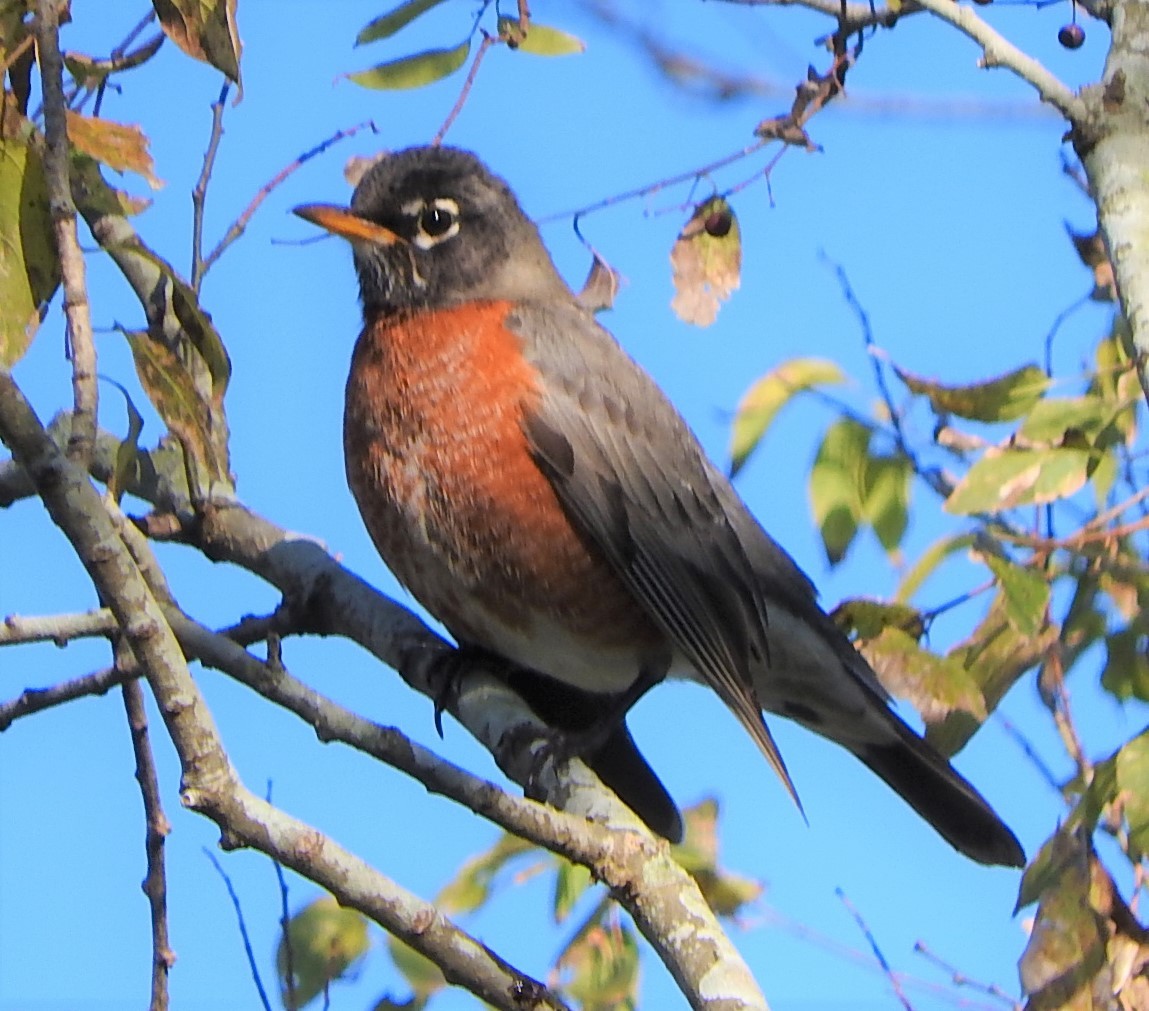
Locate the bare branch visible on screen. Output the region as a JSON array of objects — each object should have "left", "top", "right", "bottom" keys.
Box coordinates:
[
  {"left": 121, "top": 676, "right": 175, "bottom": 1010},
  {"left": 0, "top": 607, "right": 117, "bottom": 646},
  {"left": 908, "top": 0, "right": 1082, "bottom": 119},
  {"left": 33, "top": 1, "right": 98, "bottom": 466},
  {"left": 0, "top": 666, "right": 122, "bottom": 730},
  {"left": 0, "top": 370, "right": 570, "bottom": 1011},
  {"left": 434, "top": 33, "right": 501, "bottom": 145}
]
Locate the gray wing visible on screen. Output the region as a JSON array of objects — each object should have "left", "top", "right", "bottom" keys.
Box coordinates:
[{"left": 513, "top": 302, "right": 826, "bottom": 804}]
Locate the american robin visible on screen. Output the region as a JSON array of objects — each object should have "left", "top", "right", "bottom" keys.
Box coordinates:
[{"left": 294, "top": 145, "right": 1024, "bottom": 867}]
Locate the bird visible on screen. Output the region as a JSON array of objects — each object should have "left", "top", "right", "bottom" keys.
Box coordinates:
[{"left": 293, "top": 145, "right": 1025, "bottom": 868}]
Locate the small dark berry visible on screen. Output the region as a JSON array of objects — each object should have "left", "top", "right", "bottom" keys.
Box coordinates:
[
  {"left": 1058, "top": 23, "right": 1085, "bottom": 48},
  {"left": 971, "top": 0, "right": 992, "bottom": 7},
  {"left": 703, "top": 210, "right": 733, "bottom": 237}
]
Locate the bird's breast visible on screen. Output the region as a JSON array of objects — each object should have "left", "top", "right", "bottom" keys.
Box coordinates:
[{"left": 343, "top": 301, "right": 665, "bottom": 694}]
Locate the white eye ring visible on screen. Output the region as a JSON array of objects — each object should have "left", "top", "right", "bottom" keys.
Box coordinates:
[{"left": 410, "top": 197, "right": 461, "bottom": 249}]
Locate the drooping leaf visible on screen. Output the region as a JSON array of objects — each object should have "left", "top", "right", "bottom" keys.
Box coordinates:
[
  {"left": 1101, "top": 628, "right": 1149, "bottom": 703},
  {"left": 982, "top": 554, "right": 1050, "bottom": 637},
  {"left": 1067, "top": 224, "right": 1116, "bottom": 302},
  {"left": 124, "top": 330, "right": 229, "bottom": 493},
  {"left": 670, "top": 196, "right": 741, "bottom": 327},
  {"left": 498, "top": 18, "right": 586, "bottom": 55},
  {"left": 895, "top": 363, "right": 1050, "bottom": 422},
  {"left": 944, "top": 447, "right": 1092, "bottom": 515},
  {"left": 64, "top": 32, "right": 164, "bottom": 88},
  {"left": 576, "top": 250, "right": 620, "bottom": 314},
  {"left": 0, "top": 135, "right": 59, "bottom": 366},
  {"left": 386, "top": 935, "right": 445, "bottom": 1005},
  {"left": 355, "top": 0, "right": 451, "bottom": 45},
  {"left": 349, "top": 40, "right": 470, "bottom": 89},
  {"left": 151, "top": 0, "right": 241, "bottom": 86},
  {"left": 808, "top": 418, "right": 869, "bottom": 565},
  {"left": 65, "top": 112, "right": 163, "bottom": 189},
  {"left": 862, "top": 452, "right": 911, "bottom": 554},
  {"left": 728, "top": 358, "right": 845, "bottom": 476},
  {"left": 554, "top": 861, "right": 593, "bottom": 923},
  {"left": 277, "top": 896, "right": 369, "bottom": 1011},
  {"left": 671, "top": 799, "right": 762, "bottom": 918},
  {"left": 558, "top": 916, "right": 640, "bottom": 1011},
  {"left": 434, "top": 832, "right": 534, "bottom": 915}
]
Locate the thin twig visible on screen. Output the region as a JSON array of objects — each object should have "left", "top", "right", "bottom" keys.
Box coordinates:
[
  {"left": 191, "top": 83, "right": 231, "bottom": 292},
  {"left": 908, "top": 0, "right": 1082, "bottom": 119},
  {"left": 122, "top": 677, "right": 175, "bottom": 1011},
  {"left": 836, "top": 888, "right": 916, "bottom": 1011},
  {"left": 0, "top": 666, "right": 123, "bottom": 730},
  {"left": 913, "top": 942, "right": 1022, "bottom": 1009},
  {"left": 433, "top": 32, "right": 500, "bottom": 145},
  {"left": 204, "top": 850, "right": 275, "bottom": 1011},
  {"left": 201, "top": 120, "right": 378, "bottom": 278},
  {"left": 268, "top": 781, "right": 298, "bottom": 1011},
  {"left": 998, "top": 716, "right": 1064, "bottom": 797},
  {"left": 538, "top": 139, "right": 771, "bottom": 224},
  {"left": 33, "top": 1, "right": 98, "bottom": 467}
]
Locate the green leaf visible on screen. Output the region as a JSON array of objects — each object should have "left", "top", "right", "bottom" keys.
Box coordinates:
[
  {"left": 0, "top": 135, "right": 60, "bottom": 366},
  {"left": 435, "top": 833, "right": 534, "bottom": 915},
  {"left": 728, "top": 358, "right": 845, "bottom": 476},
  {"left": 983, "top": 555, "right": 1050, "bottom": 637},
  {"left": 1101, "top": 628, "right": 1149, "bottom": 703},
  {"left": 356, "top": 0, "right": 450, "bottom": 45},
  {"left": 554, "top": 861, "right": 592, "bottom": 923},
  {"left": 831, "top": 598, "right": 925, "bottom": 641},
  {"left": 498, "top": 18, "right": 586, "bottom": 55},
  {"left": 1018, "top": 395, "right": 1116, "bottom": 444},
  {"left": 1116, "top": 731, "right": 1149, "bottom": 858},
  {"left": 895, "top": 363, "right": 1050, "bottom": 422},
  {"left": 862, "top": 452, "right": 911, "bottom": 554},
  {"left": 349, "top": 40, "right": 470, "bottom": 89},
  {"left": 944, "top": 447, "right": 1092, "bottom": 515},
  {"left": 277, "top": 897, "right": 369, "bottom": 1011},
  {"left": 386, "top": 935, "right": 445, "bottom": 1004},
  {"left": 151, "top": 0, "right": 241, "bottom": 86},
  {"left": 809, "top": 418, "right": 869, "bottom": 565}
]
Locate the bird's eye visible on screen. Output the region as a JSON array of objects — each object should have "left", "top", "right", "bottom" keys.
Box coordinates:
[
  {"left": 410, "top": 197, "right": 461, "bottom": 249},
  {"left": 419, "top": 205, "right": 455, "bottom": 237}
]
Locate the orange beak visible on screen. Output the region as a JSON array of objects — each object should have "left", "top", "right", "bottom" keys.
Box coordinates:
[{"left": 292, "top": 203, "right": 403, "bottom": 246}]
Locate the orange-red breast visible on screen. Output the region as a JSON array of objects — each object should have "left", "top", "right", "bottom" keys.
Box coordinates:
[{"left": 294, "top": 146, "right": 1024, "bottom": 867}]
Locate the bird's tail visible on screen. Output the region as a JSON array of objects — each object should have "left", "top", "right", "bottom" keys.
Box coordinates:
[{"left": 840, "top": 705, "right": 1024, "bottom": 867}]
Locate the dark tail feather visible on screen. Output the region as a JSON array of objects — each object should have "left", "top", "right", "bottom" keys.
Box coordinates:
[{"left": 858, "top": 715, "right": 1024, "bottom": 868}]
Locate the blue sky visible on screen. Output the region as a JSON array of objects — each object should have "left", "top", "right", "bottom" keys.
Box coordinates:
[{"left": 1, "top": 1, "right": 1129, "bottom": 1009}]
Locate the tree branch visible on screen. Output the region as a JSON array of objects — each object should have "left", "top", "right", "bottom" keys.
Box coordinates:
[
  {"left": 0, "top": 371, "right": 569, "bottom": 1011},
  {"left": 0, "top": 607, "right": 117, "bottom": 646},
  {"left": 121, "top": 676, "right": 175, "bottom": 1011},
  {"left": 33, "top": 1, "right": 98, "bottom": 466},
  {"left": 0, "top": 666, "right": 121, "bottom": 730}
]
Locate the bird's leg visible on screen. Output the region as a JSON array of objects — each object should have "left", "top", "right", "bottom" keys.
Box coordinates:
[
  {"left": 504, "top": 665, "right": 665, "bottom": 799},
  {"left": 426, "top": 643, "right": 510, "bottom": 738}
]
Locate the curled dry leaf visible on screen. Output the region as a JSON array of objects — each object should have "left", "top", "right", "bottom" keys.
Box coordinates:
[
  {"left": 151, "top": 0, "right": 242, "bottom": 88},
  {"left": 670, "top": 196, "right": 741, "bottom": 327}
]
